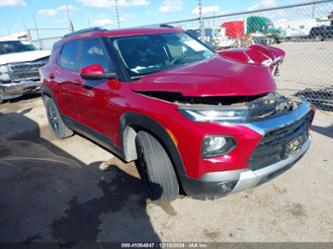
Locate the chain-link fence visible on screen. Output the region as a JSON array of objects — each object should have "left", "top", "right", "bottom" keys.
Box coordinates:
[
  {"left": 31, "top": 37, "right": 63, "bottom": 50},
  {"left": 28, "top": 28, "right": 67, "bottom": 50},
  {"left": 164, "top": 0, "right": 333, "bottom": 111}
]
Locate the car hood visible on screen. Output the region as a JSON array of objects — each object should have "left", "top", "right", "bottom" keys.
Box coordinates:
[
  {"left": 0, "top": 50, "right": 50, "bottom": 65},
  {"left": 131, "top": 55, "right": 276, "bottom": 97}
]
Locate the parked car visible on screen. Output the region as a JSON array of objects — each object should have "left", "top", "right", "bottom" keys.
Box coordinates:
[
  {"left": 40, "top": 27, "right": 314, "bottom": 203},
  {"left": 275, "top": 18, "right": 324, "bottom": 39},
  {"left": 0, "top": 39, "right": 50, "bottom": 103},
  {"left": 309, "top": 25, "right": 333, "bottom": 41}
]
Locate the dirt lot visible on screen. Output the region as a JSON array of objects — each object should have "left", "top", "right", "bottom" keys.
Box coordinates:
[{"left": 0, "top": 41, "right": 333, "bottom": 244}]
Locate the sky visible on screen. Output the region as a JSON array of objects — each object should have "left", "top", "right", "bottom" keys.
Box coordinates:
[{"left": 0, "top": 0, "right": 330, "bottom": 38}]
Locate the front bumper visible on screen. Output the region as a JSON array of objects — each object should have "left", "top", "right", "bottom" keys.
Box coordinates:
[
  {"left": 0, "top": 80, "right": 41, "bottom": 100},
  {"left": 181, "top": 136, "right": 311, "bottom": 199},
  {"left": 179, "top": 100, "right": 313, "bottom": 199}
]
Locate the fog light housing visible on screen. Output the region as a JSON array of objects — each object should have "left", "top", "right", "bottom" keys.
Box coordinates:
[
  {"left": 202, "top": 136, "right": 236, "bottom": 158},
  {"left": 217, "top": 181, "right": 237, "bottom": 194}
]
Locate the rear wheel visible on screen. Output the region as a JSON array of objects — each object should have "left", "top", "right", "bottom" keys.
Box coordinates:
[
  {"left": 136, "top": 131, "right": 179, "bottom": 204},
  {"left": 45, "top": 97, "right": 73, "bottom": 139},
  {"left": 0, "top": 89, "right": 4, "bottom": 104},
  {"left": 315, "top": 35, "right": 324, "bottom": 41}
]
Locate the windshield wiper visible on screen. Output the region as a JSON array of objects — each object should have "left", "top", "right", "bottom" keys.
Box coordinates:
[
  {"left": 131, "top": 75, "right": 144, "bottom": 80},
  {"left": 130, "top": 67, "right": 165, "bottom": 81}
]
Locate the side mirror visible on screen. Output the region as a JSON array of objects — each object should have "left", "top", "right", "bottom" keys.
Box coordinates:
[{"left": 80, "top": 64, "right": 117, "bottom": 80}]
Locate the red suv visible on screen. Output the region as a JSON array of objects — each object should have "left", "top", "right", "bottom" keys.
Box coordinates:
[{"left": 40, "top": 27, "right": 314, "bottom": 203}]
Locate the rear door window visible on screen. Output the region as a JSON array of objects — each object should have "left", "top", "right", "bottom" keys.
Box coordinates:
[{"left": 58, "top": 40, "right": 79, "bottom": 71}]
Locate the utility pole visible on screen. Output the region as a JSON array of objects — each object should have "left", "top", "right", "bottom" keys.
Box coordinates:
[
  {"left": 32, "top": 13, "right": 43, "bottom": 49},
  {"left": 114, "top": 0, "right": 120, "bottom": 28},
  {"left": 198, "top": 0, "right": 205, "bottom": 41},
  {"left": 329, "top": 11, "right": 333, "bottom": 25},
  {"left": 6, "top": 23, "right": 10, "bottom": 35},
  {"left": 22, "top": 19, "right": 32, "bottom": 42},
  {"left": 66, "top": 3, "right": 74, "bottom": 32}
]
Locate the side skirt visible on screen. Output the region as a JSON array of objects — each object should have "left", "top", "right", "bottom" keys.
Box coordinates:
[{"left": 62, "top": 115, "right": 124, "bottom": 160}]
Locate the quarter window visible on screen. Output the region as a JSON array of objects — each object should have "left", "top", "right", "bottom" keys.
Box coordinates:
[{"left": 58, "top": 40, "right": 79, "bottom": 71}]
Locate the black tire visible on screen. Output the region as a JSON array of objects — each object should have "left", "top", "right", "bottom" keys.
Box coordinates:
[
  {"left": 45, "top": 97, "right": 73, "bottom": 139},
  {"left": 0, "top": 89, "right": 4, "bottom": 104},
  {"left": 136, "top": 131, "right": 179, "bottom": 204},
  {"left": 315, "top": 35, "right": 324, "bottom": 41}
]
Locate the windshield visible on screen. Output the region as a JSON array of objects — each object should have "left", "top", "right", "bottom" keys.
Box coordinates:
[
  {"left": 111, "top": 32, "right": 215, "bottom": 80},
  {"left": 0, "top": 41, "right": 37, "bottom": 55}
]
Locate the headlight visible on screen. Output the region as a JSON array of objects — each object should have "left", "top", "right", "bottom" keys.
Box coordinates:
[
  {"left": 179, "top": 106, "right": 249, "bottom": 122},
  {"left": 202, "top": 136, "right": 236, "bottom": 158},
  {"left": 0, "top": 65, "right": 11, "bottom": 82}
]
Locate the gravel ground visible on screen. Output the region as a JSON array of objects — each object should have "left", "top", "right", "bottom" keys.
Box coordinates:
[{"left": 0, "top": 41, "right": 332, "bottom": 245}]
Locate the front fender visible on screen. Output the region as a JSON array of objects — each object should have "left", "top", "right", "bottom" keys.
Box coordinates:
[{"left": 119, "top": 112, "right": 186, "bottom": 176}]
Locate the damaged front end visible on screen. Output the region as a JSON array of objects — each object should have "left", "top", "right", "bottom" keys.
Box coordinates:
[
  {"left": 219, "top": 44, "right": 285, "bottom": 76},
  {"left": 177, "top": 92, "right": 302, "bottom": 123},
  {"left": 138, "top": 90, "right": 301, "bottom": 123},
  {"left": 132, "top": 42, "right": 305, "bottom": 124},
  {"left": 129, "top": 40, "right": 314, "bottom": 199}
]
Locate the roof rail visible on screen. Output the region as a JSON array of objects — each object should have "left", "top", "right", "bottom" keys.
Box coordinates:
[
  {"left": 159, "top": 24, "right": 175, "bottom": 28},
  {"left": 135, "top": 24, "right": 175, "bottom": 29},
  {"left": 63, "top": 27, "right": 107, "bottom": 38}
]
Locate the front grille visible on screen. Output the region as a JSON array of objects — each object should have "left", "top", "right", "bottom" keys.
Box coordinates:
[
  {"left": 247, "top": 93, "right": 299, "bottom": 121},
  {"left": 249, "top": 111, "right": 312, "bottom": 171},
  {"left": 8, "top": 60, "right": 46, "bottom": 82}
]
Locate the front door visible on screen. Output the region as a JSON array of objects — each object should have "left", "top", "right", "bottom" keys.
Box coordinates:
[{"left": 74, "top": 38, "right": 116, "bottom": 137}]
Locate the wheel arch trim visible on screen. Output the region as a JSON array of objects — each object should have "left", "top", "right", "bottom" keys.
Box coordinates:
[{"left": 119, "top": 112, "right": 187, "bottom": 176}]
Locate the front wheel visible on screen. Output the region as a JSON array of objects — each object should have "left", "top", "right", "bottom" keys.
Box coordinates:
[
  {"left": 45, "top": 97, "right": 73, "bottom": 139},
  {"left": 136, "top": 131, "right": 179, "bottom": 204},
  {"left": 315, "top": 35, "right": 324, "bottom": 41}
]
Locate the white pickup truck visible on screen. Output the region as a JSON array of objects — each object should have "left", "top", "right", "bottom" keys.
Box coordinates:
[{"left": 0, "top": 40, "right": 50, "bottom": 103}]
